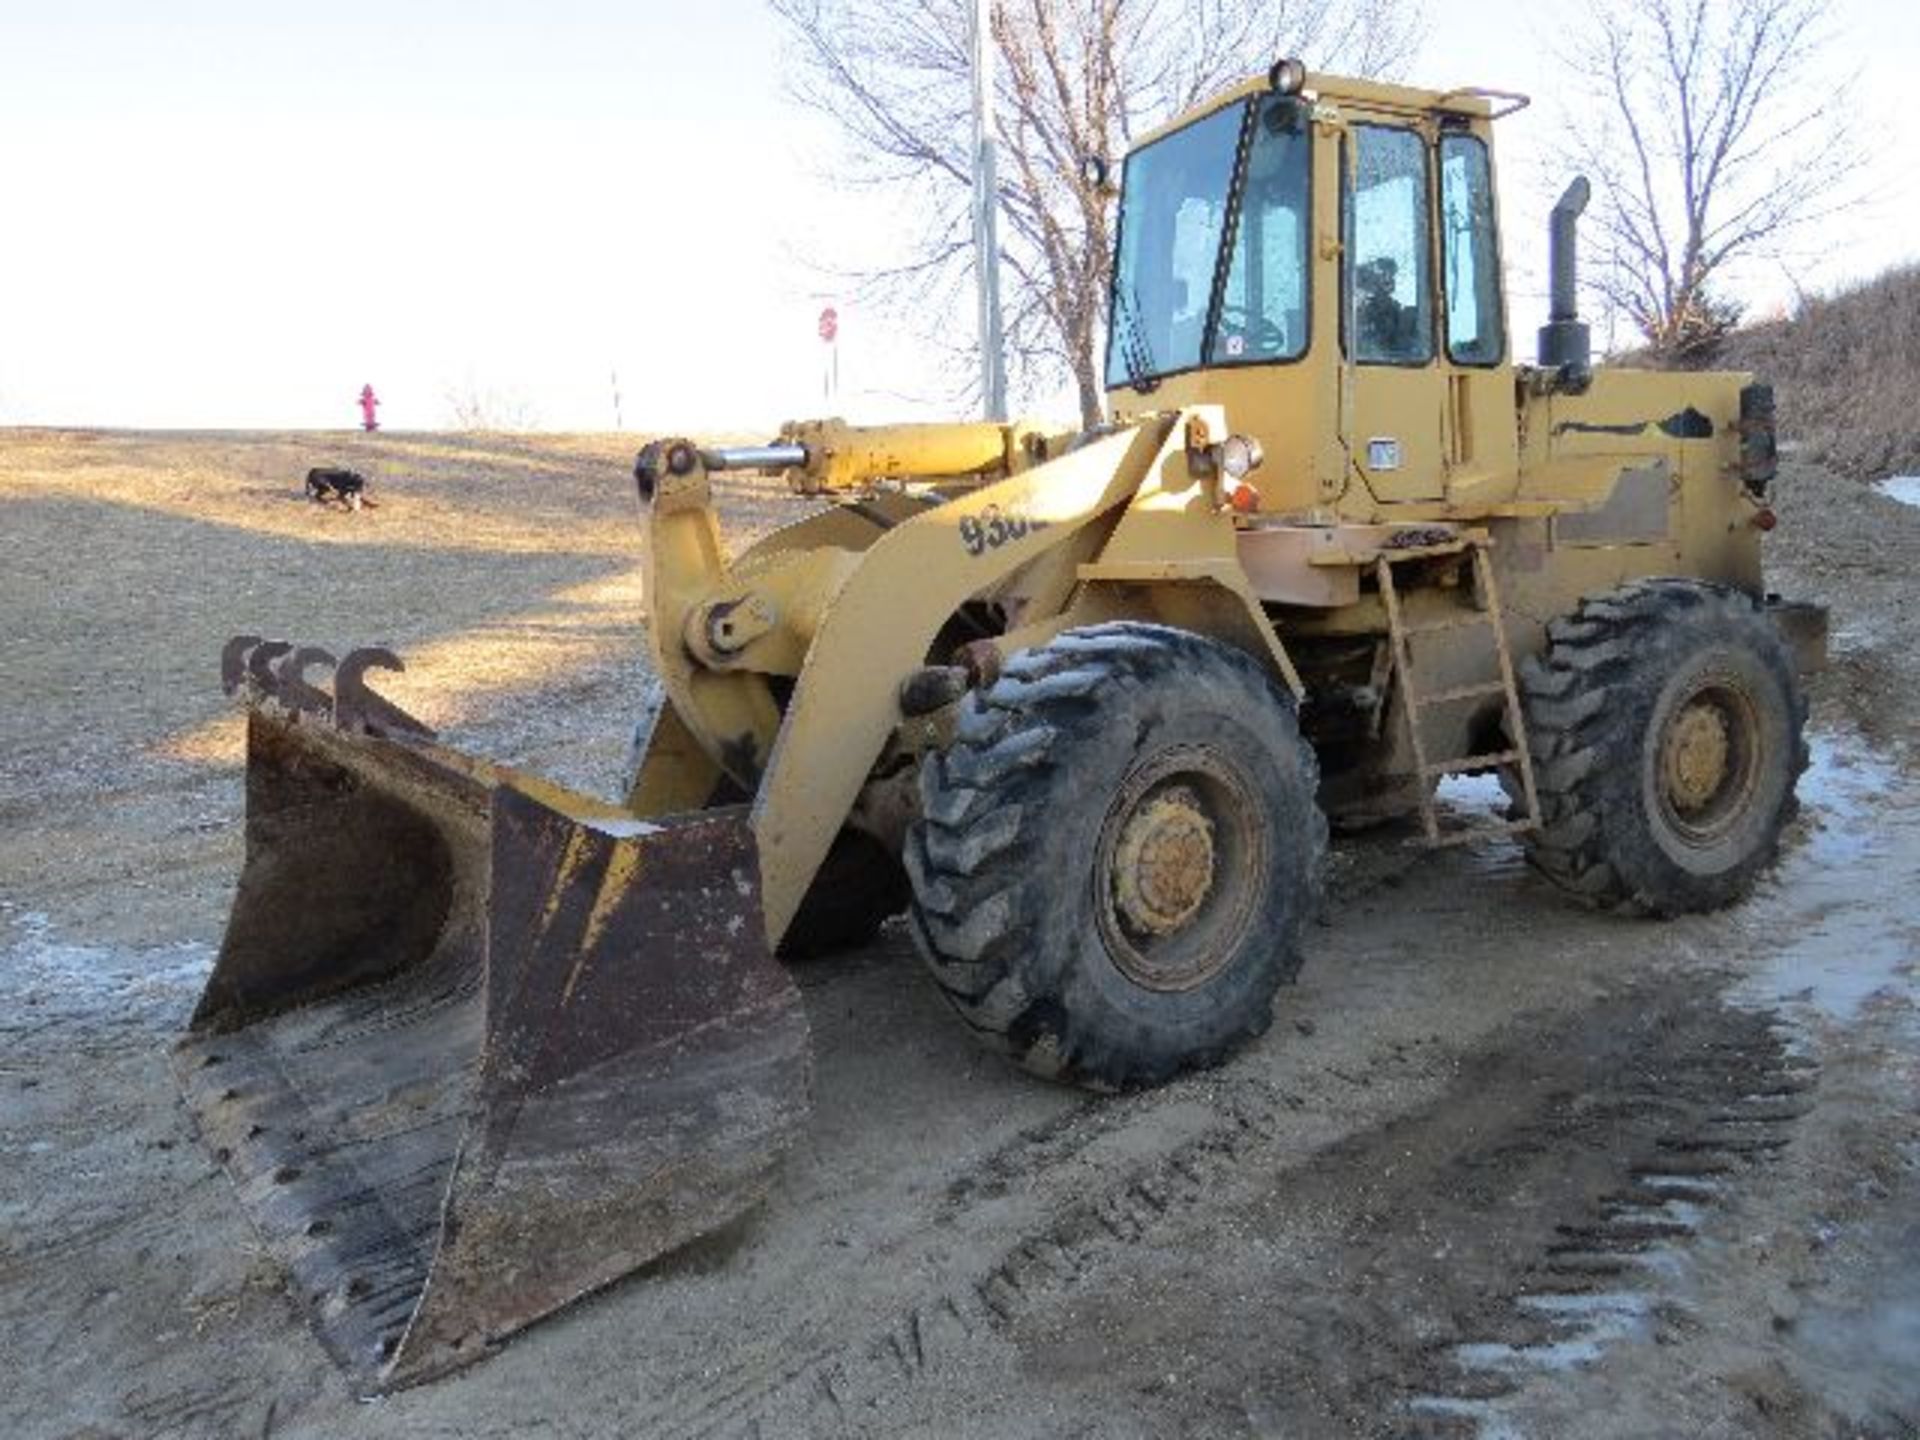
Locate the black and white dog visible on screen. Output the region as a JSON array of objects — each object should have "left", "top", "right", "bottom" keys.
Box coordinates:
[{"left": 305, "top": 466, "right": 376, "bottom": 511}]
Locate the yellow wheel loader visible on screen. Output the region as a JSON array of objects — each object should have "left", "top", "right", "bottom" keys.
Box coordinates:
[{"left": 178, "top": 62, "right": 1826, "bottom": 1390}]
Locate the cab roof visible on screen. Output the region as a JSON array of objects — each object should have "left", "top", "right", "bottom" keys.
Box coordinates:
[{"left": 1129, "top": 69, "right": 1517, "bottom": 151}]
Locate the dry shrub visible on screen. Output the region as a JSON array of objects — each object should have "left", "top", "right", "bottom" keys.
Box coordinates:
[{"left": 1690, "top": 263, "right": 1920, "bottom": 481}]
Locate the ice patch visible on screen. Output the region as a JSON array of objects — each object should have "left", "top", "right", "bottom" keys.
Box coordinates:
[
  {"left": 0, "top": 904, "right": 212, "bottom": 1035},
  {"left": 1433, "top": 772, "right": 1530, "bottom": 874},
  {"left": 1516, "top": 1290, "right": 1658, "bottom": 1323},
  {"left": 1409, "top": 1287, "right": 1664, "bottom": 1433},
  {"left": 1794, "top": 732, "right": 1900, "bottom": 865},
  {"left": 592, "top": 817, "right": 665, "bottom": 839},
  {"left": 1739, "top": 731, "right": 1919, "bottom": 1024},
  {"left": 1451, "top": 1325, "right": 1645, "bottom": 1373},
  {"left": 1452, "top": 1338, "right": 1611, "bottom": 1373},
  {"left": 1435, "top": 772, "right": 1510, "bottom": 815},
  {"left": 1875, "top": 476, "right": 1920, "bottom": 508},
  {"left": 1601, "top": 1196, "right": 1706, "bottom": 1231},
  {"left": 1636, "top": 1173, "right": 1725, "bottom": 1199}
]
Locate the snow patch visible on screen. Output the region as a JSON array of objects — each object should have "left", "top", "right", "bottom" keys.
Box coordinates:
[{"left": 1874, "top": 476, "right": 1920, "bottom": 508}]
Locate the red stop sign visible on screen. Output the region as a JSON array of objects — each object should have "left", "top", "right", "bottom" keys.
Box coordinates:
[{"left": 817, "top": 306, "right": 839, "bottom": 343}]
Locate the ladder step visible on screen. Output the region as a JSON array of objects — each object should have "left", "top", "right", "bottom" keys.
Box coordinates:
[
  {"left": 1427, "top": 817, "right": 1540, "bottom": 848},
  {"left": 1420, "top": 749, "right": 1520, "bottom": 778},
  {"left": 1401, "top": 613, "right": 1493, "bottom": 636},
  {"left": 1413, "top": 680, "right": 1511, "bottom": 707}
]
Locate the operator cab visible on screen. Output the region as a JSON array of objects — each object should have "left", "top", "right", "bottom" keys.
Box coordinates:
[{"left": 1105, "top": 65, "right": 1520, "bottom": 516}]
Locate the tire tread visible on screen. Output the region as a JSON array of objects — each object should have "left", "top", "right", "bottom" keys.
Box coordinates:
[
  {"left": 908, "top": 623, "right": 1325, "bottom": 1088},
  {"left": 1510, "top": 579, "right": 1808, "bottom": 915}
]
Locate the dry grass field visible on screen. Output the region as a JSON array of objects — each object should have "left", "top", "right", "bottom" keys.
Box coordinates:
[{"left": 0, "top": 427, "right": 791, "bottom": 947}]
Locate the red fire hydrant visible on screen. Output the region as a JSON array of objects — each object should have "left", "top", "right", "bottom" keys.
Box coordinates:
[{"left": 358, "top": 384, "right": 381, "bottom": 433}]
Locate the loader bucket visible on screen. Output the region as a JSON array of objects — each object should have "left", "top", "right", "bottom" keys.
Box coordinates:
[{"left": 174, "top": 701, "right": 810, "bottom": 1394}]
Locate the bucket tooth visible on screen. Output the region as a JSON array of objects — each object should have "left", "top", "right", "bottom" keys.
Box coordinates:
[
  {"left": 335, "top": 647, "right": 434, "bottom": 739},
  {"left": 273, "top": 645, "right": 338, "bottom": 721},
  {"left": 222, "top": 634, "right": 265, "bottom": 696},
  {"left": 176, "top": 711, "right": 810, "bottom": 1392},
  {"left": 246, "top": 639, "right": 295, "bottom": 699}
]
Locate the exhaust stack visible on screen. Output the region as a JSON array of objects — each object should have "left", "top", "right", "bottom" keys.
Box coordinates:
[{"left": 1538, "top": 176, "right": 1593, "bottom": 388}]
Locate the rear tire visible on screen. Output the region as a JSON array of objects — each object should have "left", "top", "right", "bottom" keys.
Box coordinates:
[
  {"left": 906, "top": 623, "right": 1325, "bottom": 1089},
  {"left": 1514, "top": 579, "right": 1807, "bottom": 915}
]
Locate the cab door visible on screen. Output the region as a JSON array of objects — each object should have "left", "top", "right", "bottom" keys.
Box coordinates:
[{"left": 1344, "top": 121, "right": 1445, "bottom": 503}]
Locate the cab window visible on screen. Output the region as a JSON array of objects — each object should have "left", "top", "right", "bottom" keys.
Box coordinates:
[
  {"left": 1345, "top": 124, "right": 1433, "bottom": 365},
  {"left": 1208, "top": 96, "right": 1311, "bottom": 364},
  {"left": 1441, "top": 134, "right": 1505, "bottom": 365},
  {"left": 1105, "top": 102, "right": 1243, "bottom": 386}
]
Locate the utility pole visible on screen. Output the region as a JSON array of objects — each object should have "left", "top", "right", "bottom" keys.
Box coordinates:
[{"left": 969, "top": 0, "right": 1008, "bottom": 421}]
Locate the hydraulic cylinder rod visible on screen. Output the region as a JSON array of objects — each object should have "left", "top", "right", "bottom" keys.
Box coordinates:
[
  {"left": 701, "top": 444, "right": 809, "bottom": 472},
  {"left": 693, "top": 420, "right": 1019, "bottom": 494}
]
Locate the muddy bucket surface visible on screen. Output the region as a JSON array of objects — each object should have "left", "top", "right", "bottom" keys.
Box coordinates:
[{"left": 175, "top": 713, "right": 810, "bottom": 1392}]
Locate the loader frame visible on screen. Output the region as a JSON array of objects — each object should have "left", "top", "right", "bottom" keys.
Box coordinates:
[
  {"left": 630, "top": 407, "right": 1303, "bottom": 946},
  {"left": 628, "top": 63, "right": 1787, "bottom": 928}
]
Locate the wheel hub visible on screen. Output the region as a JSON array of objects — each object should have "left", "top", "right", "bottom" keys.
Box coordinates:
[
  {"left": 1096, "top": 746, "right": 1268, "bottom": 995},
  {"left": 1652, "top": 675, "right": 1765, "bottom": 849},
  {"left": 1664, "top": 700, "right": 1733, "bottom": 813},
  {"left": 1112, "top": 788, "right": 1217, "bottom": 936}
]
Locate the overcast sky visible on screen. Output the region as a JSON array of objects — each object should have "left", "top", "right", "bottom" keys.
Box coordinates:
[{"left": 0, "top": 0, "right": 1913, "bottom": 432}]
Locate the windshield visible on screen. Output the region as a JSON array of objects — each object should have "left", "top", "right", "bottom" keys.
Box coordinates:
[{"left": 1106, "top": 95, "right": 1312, "bottom": 389}]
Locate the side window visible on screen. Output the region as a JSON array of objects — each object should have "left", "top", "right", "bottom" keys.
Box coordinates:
[
  {"left": 1345, "top": 124, "right": 1433, "bottom": 365},
  {"left": 1441, "top": 134, "right": 1505, "bottom": 365}
]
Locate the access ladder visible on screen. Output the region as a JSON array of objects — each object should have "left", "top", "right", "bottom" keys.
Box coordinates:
[{"left": 1374, "top": 538, "right": 1542, "bottom": 846}]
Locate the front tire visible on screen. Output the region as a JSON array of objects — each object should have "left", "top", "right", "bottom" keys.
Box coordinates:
[
  {"left": 1515, "top": 579, "right": 1808, "bottom": 915},
  {"left": 905, "top": 623, "right": 1325, "bottom": 1089}
]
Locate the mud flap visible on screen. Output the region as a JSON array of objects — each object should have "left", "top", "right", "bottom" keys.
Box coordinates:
[{"left": 175, "top": 709, "right": 810, "bottom": 1393}]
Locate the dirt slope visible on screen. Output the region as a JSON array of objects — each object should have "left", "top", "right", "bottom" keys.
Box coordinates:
[{"left": 1684, "top": 262, "right": 1920, "bottom": 482}]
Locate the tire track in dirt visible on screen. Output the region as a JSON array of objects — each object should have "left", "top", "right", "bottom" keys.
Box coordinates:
[
  {"left": 1403, "top": 1016, "right": 1817, "bottom": 1436},
  {"left": 655, "top": 982, "right": 1814, "bottom": 1439},
  {"left": 628, "top": 1040, "right": 1454, "bottom": 1439}
]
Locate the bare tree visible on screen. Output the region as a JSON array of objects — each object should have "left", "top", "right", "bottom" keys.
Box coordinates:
[
  {"left": 1559, "top": 0, "right": 1855, "bottom": 360},
  {"left": 772, "top": 0, "right": 1423, "bottom": 425}
]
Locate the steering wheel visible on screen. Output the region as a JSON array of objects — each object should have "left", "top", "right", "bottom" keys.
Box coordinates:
[{"left": 1214, "top": 304, "right": 1289, "bottom": 358}]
